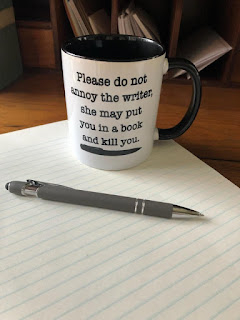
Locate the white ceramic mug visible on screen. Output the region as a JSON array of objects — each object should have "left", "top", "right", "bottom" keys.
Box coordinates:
[{"left": 62, "top": 34, "right": 201, "bottom": 170}]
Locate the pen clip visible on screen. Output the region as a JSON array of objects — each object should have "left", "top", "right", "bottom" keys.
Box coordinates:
[
  {"left": 26, "top": 179, "right": 43, "bottom": 188},
  {"left": 24, "top": 180, "right": 75, "bottom": 197}
]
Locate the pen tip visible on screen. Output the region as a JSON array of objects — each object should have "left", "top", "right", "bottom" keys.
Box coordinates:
[
  {"left": 5, "top": 182, "right": 9, "bottom": 190},
  {"left": 173, "top": 205, "right": 204, "bottom": 217},
  {"left": 191, "top": 210, "right": 204, "bottom": 216}
]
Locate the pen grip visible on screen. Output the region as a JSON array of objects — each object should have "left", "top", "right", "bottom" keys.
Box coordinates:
[
  {"left": 144, "top": 200, "right": 173, "bottom": 219},
  {"left": 38, "top": 185, "right": 136, "bottom": 213},
  {"left": 37, "top": 185, "right": 173, "bottom": 218}
]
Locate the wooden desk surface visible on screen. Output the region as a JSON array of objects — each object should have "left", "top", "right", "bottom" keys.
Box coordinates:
[{"left": 0, "top": 71, "right": 239, "bottom": 187}]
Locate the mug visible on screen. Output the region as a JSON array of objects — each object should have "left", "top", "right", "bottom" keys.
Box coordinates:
[{"left": 61, "top": 34, "right": 201, "bottom": 170}]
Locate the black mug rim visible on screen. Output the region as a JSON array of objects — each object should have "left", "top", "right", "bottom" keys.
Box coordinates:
[{"left": 61, "top": 34, "right": 166, "bottom": 62}]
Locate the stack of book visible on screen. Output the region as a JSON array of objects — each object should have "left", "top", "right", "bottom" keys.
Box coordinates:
[
  {"left": 63, "top": 0, "right": 111, "bottom": 36},
  {"left": 64, "top": 0, "right": 160, "bottom": 41},
  {"left": 64, "top": 1, "right": 232, "bottom": 79},
  {"left": 118, "top": 1, "right": 161, "bottom": 42}
]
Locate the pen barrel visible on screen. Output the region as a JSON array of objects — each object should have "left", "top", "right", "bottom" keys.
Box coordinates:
[
  {"left": 37, "top": 185, "right": 173, "bottom": 218},
  {"left": 38, "top": 185, "right": 136, "bottom": 213},
  {"left": 144, "top": 200, "right": 173, "bottom": 219}
]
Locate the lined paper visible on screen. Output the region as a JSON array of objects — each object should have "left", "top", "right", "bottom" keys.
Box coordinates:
[{"left": 0, "top": 121, "right": 239, "bottom": 320}]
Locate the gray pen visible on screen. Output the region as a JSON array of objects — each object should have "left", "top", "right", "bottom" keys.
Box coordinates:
[{"left": 5, "top": 180, "right": 203, "bottom": 219}]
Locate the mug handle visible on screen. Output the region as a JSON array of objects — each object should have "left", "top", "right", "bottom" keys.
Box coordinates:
[{"left": 157, "top": 58, "right": 202, "bottom": 140}]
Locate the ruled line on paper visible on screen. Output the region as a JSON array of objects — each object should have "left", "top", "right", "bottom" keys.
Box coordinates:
[
  {"left": 0, "top": 209, "right": 112, "bottom": 251},
  {"left": 0, "top": 215, "right": 174, "bottom": 293},
  {"left": 4, "top": 203, "right": 239, "bottom": 318},
  {"left": 0, "top": 147, "right": 213, "bottom": 224},
  {"left": 0, "top": 156, "right": 215, "bottom": 211},
  {"left": 0, "top": 211, "right": 140, "bottom": 263},
  {"left": 0, "top": 166, "right": 185, "bottom": 252},
  {"left": 0, "top": 143, "right": 183, "bottom": 206},
  {"left": 0, "top": 137, "right": 67, "bottom": 159},
  {"left": 36, "top": 225, "right": 240, "bottom": 320},
  {"left": 51, "top": 215, "right": 240, "bottom": 320},
  {"left": 0, "top": 154, "right": 156, "bottom": 208},
  {"left": 176, "top": 275, "right": 240, "bottom": 320},
  {"left": 210, "top": 296, "right": 240, "bottom": 320},
  {"left": 0, "top": 150, "right": 207, "bottom": 194},
  {"left": 0, "top": 139, "right": 68, "bottom": 167},
  {"left": 0, "top": 195, "right": 237, "bottom": 310},
  {"left": 96, "top": 257, "right": 240, "bottom": 320},
  {"left": 0, "top": 190, "right": 238, "bottom": 290},
  {"left": 0, "top": 121, "right": 239, "bottom": 320},
  {"left": 0, "top": 167, "right": 225, "bottom": 225},
  {"left": 0, "top": 151, "right": 209, "bottom": 191},
  {"left": 146, "top": 260, "right": 240, "bottom": 320},
  {"left": 0, "top": 209, "right": 141, "bottom": 269},
  {"left": 3, "top": 191, "right": 238, "bottom": 290}
]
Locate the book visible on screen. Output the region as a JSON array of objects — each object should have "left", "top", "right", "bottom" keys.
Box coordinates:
[
  {"left": 132, "top": 7, "right": 161, "bottom": 42},
  {"left": 119, "top": 1, "right": 161, "bottom": 42},
  {"left": 0, "top": 121, "right": 239, "bottom": 319},
  {"left": 118, "top": 12, "right": 125, "bottom": 34},
  {"left": 64, "top": 0, "right": 111, "bottom": 36},
  {"left": 63, "top": 0, "right": 83, "bottom": 36},
  {"left": 69, "top": 0, "right": 91, "bottom": 35},
  {"left": 123, "top": 13, "right": 134, "bottom": 35},
  {"left": 0, "top": 0, "right": 22, "bottom": 90},
  {"left": 128, "top": 13, "right": 144, "bottom": 37},
  {"left": 88, "top": 9, "right": 111, "bottom": 35},
  {"left": 171, "top": 27, "right": 232, "bottom": 78}
]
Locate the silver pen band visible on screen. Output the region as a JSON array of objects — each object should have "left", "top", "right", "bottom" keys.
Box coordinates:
[
  {"left": 134, "top": 199, "right": 139, "bottom": 213},
  {"left": 141, "top": 200, "right": 146, "bottom": 214},
  {"left": 21, "top": 185, "right": 38, "bottom": 197},
  {"left": 134, "top": 199, "right": 146, "bottom": 215},
  {"left": 21, "top": 180, "right": 42, "bottom": 197}
]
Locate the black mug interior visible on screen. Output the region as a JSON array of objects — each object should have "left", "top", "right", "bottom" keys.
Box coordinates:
[{"left": 62, "top": 34, "right": 165, "bottom": 62}]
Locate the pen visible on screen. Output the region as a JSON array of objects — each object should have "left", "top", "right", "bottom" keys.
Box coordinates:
[{"left": 5, "top": 180, "right": 203, "bottom": 219}]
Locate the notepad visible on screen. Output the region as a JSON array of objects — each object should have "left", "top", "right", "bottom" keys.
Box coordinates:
[{"left": 0, "top": 121, "right": 239, "bottom": 320}]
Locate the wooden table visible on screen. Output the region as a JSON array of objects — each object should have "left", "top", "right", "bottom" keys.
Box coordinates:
[{"left": 0, "top": 71, "right": 239, "bottom": 187}]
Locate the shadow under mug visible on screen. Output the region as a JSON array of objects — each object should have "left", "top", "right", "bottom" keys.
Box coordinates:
[{"left": 62, "top": 34, "right": 201, "bottom": 170}]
